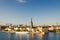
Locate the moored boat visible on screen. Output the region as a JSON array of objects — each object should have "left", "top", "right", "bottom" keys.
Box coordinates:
[{"left": 16, "top": 31, "right": 29, "bottom": 34}]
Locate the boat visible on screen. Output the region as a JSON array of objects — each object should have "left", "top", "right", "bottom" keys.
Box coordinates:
[{"left": 16, "top": 31, "right": 29, "bottom": 34}]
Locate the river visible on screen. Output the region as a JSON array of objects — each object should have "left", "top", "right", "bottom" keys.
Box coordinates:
[{"left": 0, "top": 31, "right": 60, "bottom": 40}]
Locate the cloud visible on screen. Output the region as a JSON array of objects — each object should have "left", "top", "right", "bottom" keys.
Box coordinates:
[{"left": 17, "top": 0, "right": 27, "bottom": 3}]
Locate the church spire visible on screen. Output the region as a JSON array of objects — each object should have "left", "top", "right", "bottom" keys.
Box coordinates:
[{"left": 30, "top": 18, "right": 33, "bottom": 28}]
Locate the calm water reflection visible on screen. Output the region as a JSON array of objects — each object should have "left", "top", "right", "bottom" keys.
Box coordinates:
[{"left": 0, "top": 31, "right": 60, "bottom": 40}]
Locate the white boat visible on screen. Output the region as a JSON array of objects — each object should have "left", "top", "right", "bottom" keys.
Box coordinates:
[{"left": 16, "top": 31, "right": 29, "bottom": 34}]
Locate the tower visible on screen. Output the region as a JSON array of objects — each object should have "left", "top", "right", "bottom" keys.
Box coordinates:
[
  {"left": 30, "top": 18, "right": 33, "bottom": 28},
  {"left": 30, "top": 18, "right": 33, "bottom": 32}
]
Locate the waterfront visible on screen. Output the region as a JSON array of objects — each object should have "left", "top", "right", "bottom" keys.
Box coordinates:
[{"left": 0, "top": 31, "right": 60, "bottom": 40}]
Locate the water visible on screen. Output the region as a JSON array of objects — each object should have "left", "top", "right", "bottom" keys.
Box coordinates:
[{"left": 0, "top": 31, "right": 60, "bottom": 40}]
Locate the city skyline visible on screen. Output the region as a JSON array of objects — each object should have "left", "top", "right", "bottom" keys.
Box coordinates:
[{"left": 0, "top": 0, "right": 60, "bottom": 25}]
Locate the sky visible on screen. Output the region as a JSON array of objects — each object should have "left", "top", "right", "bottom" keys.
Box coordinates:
[{"left": 0, "top": 0, "right": 60, "bottom": 25}]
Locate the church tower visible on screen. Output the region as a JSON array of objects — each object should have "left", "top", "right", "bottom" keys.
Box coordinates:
[
  {"left": 30, "top": 18, "right": 33, "bottom": 32},
  {"left": 30, "top": 18, "right": 33, "bottom": 28}
]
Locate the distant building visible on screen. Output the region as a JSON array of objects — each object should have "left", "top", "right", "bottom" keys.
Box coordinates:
[{"left": 0, "top": 25, "right": 9, "bottom": 30}]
